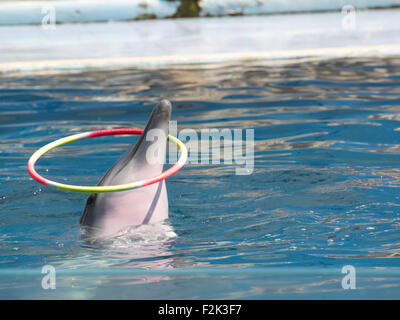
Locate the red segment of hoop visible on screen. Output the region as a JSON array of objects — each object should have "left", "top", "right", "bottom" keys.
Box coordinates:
[{"left": 87, "top": 128, "right": 143, "bottom": 138}]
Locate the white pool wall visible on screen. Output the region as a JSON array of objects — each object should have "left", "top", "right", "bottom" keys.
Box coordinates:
[
  {"left": 0, "top": 0, "right": 399, "bottom": 25},
  {"left": 0, "top": 0, "right": 179, "bottom": 25},
  {"left": 200, "top": 0, "right": 400, "bottom": 16}
]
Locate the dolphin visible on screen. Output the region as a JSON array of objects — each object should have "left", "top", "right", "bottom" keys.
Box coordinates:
[{"left": 79, "top": 100, "right": 171, "bottom": 239}]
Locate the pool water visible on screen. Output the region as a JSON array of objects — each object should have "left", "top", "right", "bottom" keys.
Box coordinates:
[{"left": 1, "top": 57, "right": 400, "bottom": 299}]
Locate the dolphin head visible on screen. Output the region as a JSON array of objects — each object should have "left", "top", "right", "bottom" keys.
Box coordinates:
[{"left": 80, "top": 100, "right": 171, "bottom": 239}]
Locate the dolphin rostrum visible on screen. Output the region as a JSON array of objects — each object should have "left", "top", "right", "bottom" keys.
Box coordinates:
[{"left": 80, "top": 100, "right": 171, "bottom": 239}]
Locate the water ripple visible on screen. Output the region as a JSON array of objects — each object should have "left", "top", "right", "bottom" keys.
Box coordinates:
[{"left": 1, "top": 56, "right": 400, "bottom": 297}]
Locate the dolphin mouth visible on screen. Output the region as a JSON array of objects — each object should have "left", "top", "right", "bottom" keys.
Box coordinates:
[
  {"left": 124, "top": 99, "right": 171, "bottom": 167},
  {"left": 149, "top": 99, "right": 172, "bottom": 124},
  {"left": 95, "top": 99, "right": 171, "bottom": 186}
]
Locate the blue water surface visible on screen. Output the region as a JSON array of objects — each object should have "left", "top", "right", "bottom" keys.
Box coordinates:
[{"left": 0, "top": 57, "right": 400, "bottom": 299}]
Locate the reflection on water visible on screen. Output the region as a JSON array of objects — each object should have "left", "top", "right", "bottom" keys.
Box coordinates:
[{"left": 1, "top": 57, "right": 400, "bottom": 298}]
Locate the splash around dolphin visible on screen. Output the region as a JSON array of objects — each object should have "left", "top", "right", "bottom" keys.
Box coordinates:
[{"left": 80, "top": 100, "right": 172, "bottom": 240}]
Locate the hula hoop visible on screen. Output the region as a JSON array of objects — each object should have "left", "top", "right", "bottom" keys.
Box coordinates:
[{"left": 27, "top": 128, "right": 187, "bottom": 193}]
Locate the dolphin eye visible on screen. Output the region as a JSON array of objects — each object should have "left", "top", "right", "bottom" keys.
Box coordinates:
[{"left": 86, "top": 194, "right": 97, "bottom": 206}]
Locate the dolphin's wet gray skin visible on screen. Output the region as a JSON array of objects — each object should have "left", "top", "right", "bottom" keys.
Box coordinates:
[{"left": 80, "top": 100, "right": 171, "bottom": 239}]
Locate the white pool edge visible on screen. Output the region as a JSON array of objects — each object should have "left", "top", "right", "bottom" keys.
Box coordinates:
[
  {"left": 1, "top": 8, "right": 400, "bottom": 75},
  {"left": 2, "top": 44, "right": 400, "bottom": 75}
]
